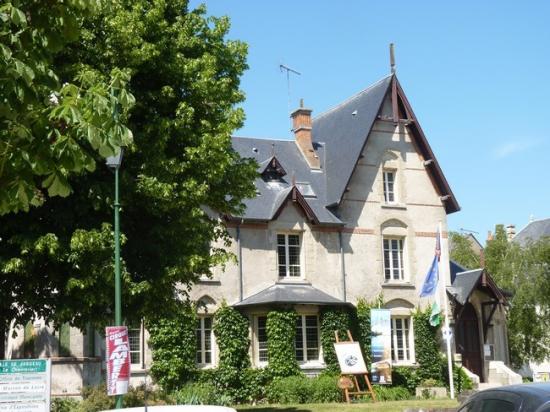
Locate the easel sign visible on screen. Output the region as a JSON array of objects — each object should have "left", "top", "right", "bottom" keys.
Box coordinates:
[
  {"left": 333, "top": 330, "right": 376, "bottom": 403},
  {"left": 334, "top": 342, "right": 368, "bottom": 374}
]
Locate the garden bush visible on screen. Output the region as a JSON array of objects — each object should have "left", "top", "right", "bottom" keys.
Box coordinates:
[
  {"left": 440, "top": 360, "right": 474, "bottom": 393},
  {"left": 51, "top": 397, "right": 80, "bottom": 412},
  {"left": 173, "top": 382, "right": 221, "bottom": 405},
  {"left": 372, "top": 385, "right": 413, "bottom": 401},
  {"left": 392, "top": 366, "right": 420, "bottom": 395},
  {"left": 413, "top": 307, "right": 443, "bottom": 383},
  {"left": 266, "top": 374, "right": 342, "bottom": 404}
]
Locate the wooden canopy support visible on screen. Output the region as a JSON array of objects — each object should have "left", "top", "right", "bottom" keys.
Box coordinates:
[{"left": 334, "top": 330, "right": 376, "bottom": 403}]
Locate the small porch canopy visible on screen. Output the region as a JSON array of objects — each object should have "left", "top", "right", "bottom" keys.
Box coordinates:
[
  {"left": 234, "top": 283, "right": 351, "bottom": 308},
  {"left": 447, "top": 268, "right": 507, "bottom": 307}
]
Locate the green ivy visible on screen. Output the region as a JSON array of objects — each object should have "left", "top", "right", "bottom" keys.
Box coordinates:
[
  {"left": 413, "top": 307, "right": 442, "bottom": 383},
  {"left": 212, "top": 302, "right": 250, "bottom": 402},
  {"left": 266, "top": 309, "right": 300, "bottom": 378},
  {"left": 147, "top": 304, "right": 197, "bottom": 391},
  {"left": 320, "top": 307, "right": 353, "bottom": 373}
]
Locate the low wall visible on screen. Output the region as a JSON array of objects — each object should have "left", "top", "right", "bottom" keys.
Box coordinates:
[{"left": 51, "top": 357, "right": 102, "bottom": 397}]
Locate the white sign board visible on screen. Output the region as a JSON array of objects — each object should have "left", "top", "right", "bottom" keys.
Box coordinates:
[
  {"left": 333, "top": 342, "right": 368, "bottom": 374},
  {"left": 0, "top": 359, "right": 51, "bottom": 412}
]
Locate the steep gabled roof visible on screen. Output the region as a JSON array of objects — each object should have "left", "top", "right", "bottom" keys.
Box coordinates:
[
  {"left": 313, "top": 75, "right": 392, "bottom": 206},
  {"left": 230, "top": 74, "right": 459, "bottom": 223},
  {"left": 447, "top": 268, "right": 507, "bottom": 306},
  {"left": 312, "top": 74, "right": 459, "bottom": 213},
  {"left": 513, "top": 218, "right": 550, "bottom": 246}
]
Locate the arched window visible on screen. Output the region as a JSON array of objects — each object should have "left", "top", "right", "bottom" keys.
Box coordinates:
[{"left": 385, "top": 299, "right": 415, "bottom": 364}]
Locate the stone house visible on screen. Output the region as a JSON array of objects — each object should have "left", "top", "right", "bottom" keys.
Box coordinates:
[{"left": 6, "top": 72, "right": 515, "bottom": 393}]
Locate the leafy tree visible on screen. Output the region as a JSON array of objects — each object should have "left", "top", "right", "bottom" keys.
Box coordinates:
[
  {"left": 484, "top": 225, "right": 550, "bottom": 367},
  {"left": 0, "top": 1, "right": 134, "bottom": 214},
  {"left": 0, "top": 1, "right": 257, "bottom": 358},
  {"left": 449, "top": 231, "right": 481, "bottom": 270}
]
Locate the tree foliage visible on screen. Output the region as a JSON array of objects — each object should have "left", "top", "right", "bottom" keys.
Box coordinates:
[
  {"left": 0, "top": 1, "right": 134, "bottom": 214},
  {"left": 448, "top": 231, "right": 481, "bottom": 270},
  {"left": 484, "top": 224, "right": 550, "bottom": 367},
  {"left": 0, "top": 0, "right": 257, "bottom": 354}
]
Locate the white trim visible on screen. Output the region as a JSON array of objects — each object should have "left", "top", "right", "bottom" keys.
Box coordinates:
[
  {"left": 383, "top": 169, "right": 397, "bottom": 204},
  {"left": 196, "top": 316, "right": 215, "bottom": 367},
  {"left": 391, "top": 315, "right": 415, "bottom": 365},
  {"left": 254, "top": 315, "right": 268, "bottom": 367},
  {"left": 383, "top": 237, "right": 406, "bottom": 281},
  {"left": 277, "top": 232, "right": 303, "bottom": 279},
  {"left": 295, "top": 314, "right": 321, "bottom": 365}
]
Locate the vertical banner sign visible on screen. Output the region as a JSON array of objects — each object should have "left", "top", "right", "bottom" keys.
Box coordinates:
[
  {"left": 0, "top": 359, "right": 51, "bottom": 412},
  {"left": 105, "top": 326, "right": 131, "bottom": 396},
  {"left": 370, "top": 309, "right": 392, "bottom": 384}
]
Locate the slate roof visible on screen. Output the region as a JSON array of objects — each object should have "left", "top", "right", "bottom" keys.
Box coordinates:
[
  {"left": 513, "top": 218, "right": 550, "bottom": 246},
  {"left": 450, "top": 260, "right": 469, "bottom": 284},
  {"left": 447, "top": 269, "right": 483, "bottom": 306},
  {"left": 233, "top": 283, "right": 349, "bottom": 308},
  {"left": 230, "top": 74, "right": 459, "bottom": 225},
  {"left": 447, "top": 268, "right": 507, "bottom": 306}
]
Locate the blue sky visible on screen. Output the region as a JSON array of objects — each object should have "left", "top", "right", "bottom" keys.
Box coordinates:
[{"left": 193, "top": 1, "right": 550, "bottom": 243}]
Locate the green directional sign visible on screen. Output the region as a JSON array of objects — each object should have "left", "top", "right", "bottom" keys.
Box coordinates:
[
  {"left": 0, "top": 359, "right": 47, "bottom": 374},
  {"left": 0, "top": 359, "right": 51, "bottom": 411}
]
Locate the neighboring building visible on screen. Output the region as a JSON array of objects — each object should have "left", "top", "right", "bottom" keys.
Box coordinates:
[{"left": 5, "top": 72, "right": 517, "bottom": 391}]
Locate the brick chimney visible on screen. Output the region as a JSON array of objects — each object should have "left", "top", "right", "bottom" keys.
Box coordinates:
[{"left": 291, "top": 99, "right": 320, "bottom": 169}]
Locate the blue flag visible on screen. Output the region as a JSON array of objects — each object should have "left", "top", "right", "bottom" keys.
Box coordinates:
[{"left": 420, "top": 255, "right": 439, "bottom": 297}]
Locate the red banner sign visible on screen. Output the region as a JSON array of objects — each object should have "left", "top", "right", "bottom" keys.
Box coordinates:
[{"left": 105, "top": 326, "right": 130, "bottom": 396}]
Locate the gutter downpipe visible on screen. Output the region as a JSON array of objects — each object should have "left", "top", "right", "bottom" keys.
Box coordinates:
[
  {"left": 339, "top": 230, "right": 347, "bottom": 302},
  {"left": 237, "top": 220, "right": 244, "bottom": 302}
]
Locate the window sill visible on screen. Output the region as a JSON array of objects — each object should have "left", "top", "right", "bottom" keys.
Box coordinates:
[
  {"left": 277, "top": 278, "right": 310, "bottom": 285},
  {"left": 198, "top": 278, "right": 221, "bottom": 285},
  {"left": 381, "top": 203, "right": 407, "bottom": 210},
  {"left": 382, "top": 282, "right": 416, "bottom": 289},
  {"left": 197, "top": 364, "right": 216, "bottom": 370},
  {"left": 298, "top": 362, "right": 325, "bottom": 369}
]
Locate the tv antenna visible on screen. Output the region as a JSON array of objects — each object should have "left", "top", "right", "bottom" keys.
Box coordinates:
[
  {"left": 280, "top": 64, "right": 301, "bottom": 121},
  {"left": 460, "top": 228, "right": 479, "bottom": 235}
]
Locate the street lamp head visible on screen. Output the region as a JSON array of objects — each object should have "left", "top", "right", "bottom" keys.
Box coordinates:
[{"left": 106, "top": 147, "right": 124, "bottom": 170}]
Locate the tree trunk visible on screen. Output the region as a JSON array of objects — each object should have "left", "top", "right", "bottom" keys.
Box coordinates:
[{"left": 0, "top": 323, "right": 6, "bottom": 360}]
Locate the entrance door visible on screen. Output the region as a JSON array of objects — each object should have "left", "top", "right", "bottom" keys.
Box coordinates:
[{"left": 455, "top": 303, "right": 484, "bottom": 381}]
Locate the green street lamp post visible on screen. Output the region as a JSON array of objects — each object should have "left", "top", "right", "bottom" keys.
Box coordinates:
[{"left": 106, "top": 148, "right": 124, "bottom": 409}]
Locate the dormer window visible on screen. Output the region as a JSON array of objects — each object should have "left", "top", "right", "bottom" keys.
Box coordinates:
[
  {"left": 260, "top": 156, "right": 286, "bottom": 182},
  {"left": 296, "top": 182, "right": 316, "bottom": 198}
]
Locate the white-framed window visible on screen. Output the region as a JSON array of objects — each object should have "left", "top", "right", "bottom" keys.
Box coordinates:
[
  {"left": 383, "top": 170, "right": 396, "bottom": 203},
  {"left": 391, "top": 316, "right": 413, "bottom": 363},
  {"left": 255, "top": 316, "right": 268, "bottom": 364},
  {"left": 128, "top": 325, "right": 142, "bottom": 366},
  {"left": 295, "top": 315, "right": 320, "bottom": 363},
  {"left": 383, "top": 237, "right": 405, "bottom": 281},
  {"left": 196, "top": 316, "right": 213, "bottom": 366},
  {"left": 277, "top": 233, "right": 301, "bottom": 278}
]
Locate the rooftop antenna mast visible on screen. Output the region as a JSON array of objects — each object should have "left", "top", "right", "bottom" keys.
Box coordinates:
[
  {"left": 389, "top": 43, "right": 396, "bottom": 74},
  {"left": 279, "top": 64, "right": 301, "bottom": 126}
]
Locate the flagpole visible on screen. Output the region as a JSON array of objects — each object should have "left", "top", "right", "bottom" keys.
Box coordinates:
[{"left": 440, "top": 221, "right": 455, "bottom": 399}]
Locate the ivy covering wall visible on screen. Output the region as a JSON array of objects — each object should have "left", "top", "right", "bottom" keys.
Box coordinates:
[
  {"left": 213, "top": 302, "right": 251, "bottom": 400},
  {"left": 147, "top": 304, "right": 197, "bottom": 391},
  {"left": 319, "top": 307, "right": 353, "bottom": 373},
  {"left": 266, "top": 309, "right": 300, "bottom": 378},
  {"left": 413, "top": 307, "right": 442, "bottom": 383}
]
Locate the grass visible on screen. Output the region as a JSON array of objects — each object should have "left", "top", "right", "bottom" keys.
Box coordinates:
[{"left": 237, "top": 399, "right": 459, "bottom": 412}]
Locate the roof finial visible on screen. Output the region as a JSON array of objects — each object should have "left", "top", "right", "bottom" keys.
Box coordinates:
[
  {"left": 271, "top": 143, "right": 275, "bottom": 157},
  {"left": 390, "top": 43, "right": 396, "bottom": 74},
  {"left": 300, "top": 98, "right": 304, "bottom": 108},
  {"left": 291, "top": 172, "right": 296, "bottom": 186}
]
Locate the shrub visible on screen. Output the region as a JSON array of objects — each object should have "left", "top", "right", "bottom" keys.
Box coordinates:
[
  {"left": 392, "top": 366, "right": 420, "bottom": 394},
  {"left": 124, "top": 384, "right": 171, "bottom": 406},
  {"left": 147, "top": 304, "right": 197, "bottom": 391},
  {"left": 267, "top": 309, "right": 300, "bottom": 378},
  {"left": 51, "top": 398, "right": 80, "bottom": 412},
  {"left": 266, "top": 374, "right": 341, "bottom": 404},
  {"left": 440, "top": 361, "right": 474, "bottom": 393},
  {"left": 372, "top": 385, "right": 413, "bottom": 401},
  {"left": 78, "top": 385, "right": 114, "bottom": 412},
  {"left": 320, "top": 307, "right": 353, "bottom": 373},
  {"left": 173, "top": 382, "right": 219, "bottom": 405}
]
